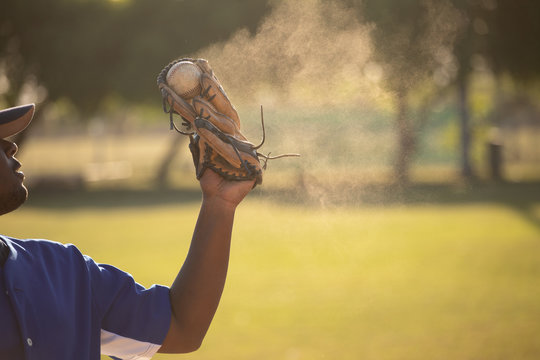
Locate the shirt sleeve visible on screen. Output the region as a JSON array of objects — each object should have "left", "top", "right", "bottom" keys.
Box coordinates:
[{"left": 84, "top": 256, "right": 171, "bottom": 360}]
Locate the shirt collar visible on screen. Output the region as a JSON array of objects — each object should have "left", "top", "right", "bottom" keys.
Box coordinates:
[{"left": 0, "top": 237, "right": 9, "bottom": 266}]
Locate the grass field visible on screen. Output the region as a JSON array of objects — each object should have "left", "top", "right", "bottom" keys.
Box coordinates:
[{"left": 1, "top": 184, "right": 539, "bottom": 359}]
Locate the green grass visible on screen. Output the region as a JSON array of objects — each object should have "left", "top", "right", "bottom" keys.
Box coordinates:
[{"left": 1, "top": 189, "right": 540, "bottom": 359}]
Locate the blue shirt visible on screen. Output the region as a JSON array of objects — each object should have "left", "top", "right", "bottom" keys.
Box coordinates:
[{"left": 0, "top": 236, "right": 171, "bottom": 360}]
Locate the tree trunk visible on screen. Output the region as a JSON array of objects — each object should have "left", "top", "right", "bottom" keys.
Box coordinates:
[
  {"left": 457, "top": 73, "right": 473, "bottom": 179},
  {"left": 155, "top": 134, "right": 186, "bottom": 188},
  {"left": 394, "top": 89, "right": 414, "bottom": 186}
]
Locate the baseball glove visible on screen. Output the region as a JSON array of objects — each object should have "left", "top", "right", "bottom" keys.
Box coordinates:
[{"left": 157, "top": 58, "right": 298, "bottom": 186}]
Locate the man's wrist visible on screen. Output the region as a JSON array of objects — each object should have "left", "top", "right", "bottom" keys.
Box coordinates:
[{"left": 201, "top": 196, "right": 239, "bottom": 213}]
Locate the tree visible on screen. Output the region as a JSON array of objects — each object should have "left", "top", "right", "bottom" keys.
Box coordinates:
[
  {"left": 487, "top": 0, "right": 540, "bottom": 81},
  {"left": 449, "top": 0, "right": 540, "bottom": 180},
  {"left": 349, "top": 0, "right": 463, "bottom": 185},
  {"left": 1, "top": 0, "right": 270, "bottom": 112}
]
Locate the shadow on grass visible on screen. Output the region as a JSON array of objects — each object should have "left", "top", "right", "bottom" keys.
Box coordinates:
[
  {"left": 25, "top": 187, "right": 204, "bottom": 209},
  {"left": 259, "top": 180, "right": 540, "bottom": 230},
  {"left": 24, "top": 180, "right": 540, "bottom": 229}
]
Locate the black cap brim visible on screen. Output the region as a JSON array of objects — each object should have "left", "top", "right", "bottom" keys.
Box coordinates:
[{"left": 0, "top": 104, "right": 35, "bottom": 138}]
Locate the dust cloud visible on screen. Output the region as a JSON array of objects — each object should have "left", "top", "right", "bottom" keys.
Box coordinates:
[
  {"left": 198, "top": 0, "right": 380, "bottom": 108},
  {"left": 190, "top": 0, "right": 464, "bottom": 207}
]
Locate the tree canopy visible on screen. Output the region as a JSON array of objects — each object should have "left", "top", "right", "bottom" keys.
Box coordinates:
[{"left": 0, "top": 0, "right": 270, "bottom": 113}]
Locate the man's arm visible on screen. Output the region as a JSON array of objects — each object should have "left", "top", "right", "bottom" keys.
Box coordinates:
[{"left": 158, "top": 170, "right": 254, "bottom": 353}]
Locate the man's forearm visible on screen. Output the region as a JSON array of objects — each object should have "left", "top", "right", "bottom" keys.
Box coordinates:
[{"left": 160, "top": 198, "right": 236, "bottom": 353}]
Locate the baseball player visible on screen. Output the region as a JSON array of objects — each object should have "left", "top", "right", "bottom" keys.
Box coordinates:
[{"left": 0, "top": 103, "right": 255, "bottom": 359}]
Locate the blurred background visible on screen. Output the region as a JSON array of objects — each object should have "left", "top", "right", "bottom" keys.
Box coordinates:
[{"left": 1, "top": 0, "right": 540, "bottom": 359}]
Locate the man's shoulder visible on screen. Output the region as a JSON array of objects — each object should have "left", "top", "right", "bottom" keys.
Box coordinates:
[
  {"left": 1, "top": 235, "right": 85, "bottom": 263},
  {"left": 2, "top": 234, "right": 75, "bottom": 249}
]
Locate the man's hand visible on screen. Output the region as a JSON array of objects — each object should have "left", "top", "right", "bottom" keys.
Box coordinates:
[{"left": 199, "top": 169, "right": 255, "bottom": 210}]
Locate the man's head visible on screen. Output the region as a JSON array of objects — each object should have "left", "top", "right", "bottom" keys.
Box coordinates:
[{"left": 0, "top": 104, "right": 35, "bottom": 215}]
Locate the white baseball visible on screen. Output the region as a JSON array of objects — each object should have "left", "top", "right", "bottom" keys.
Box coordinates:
[{"left": 166, "top": 61, "right": 202, "bottom": 99}]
